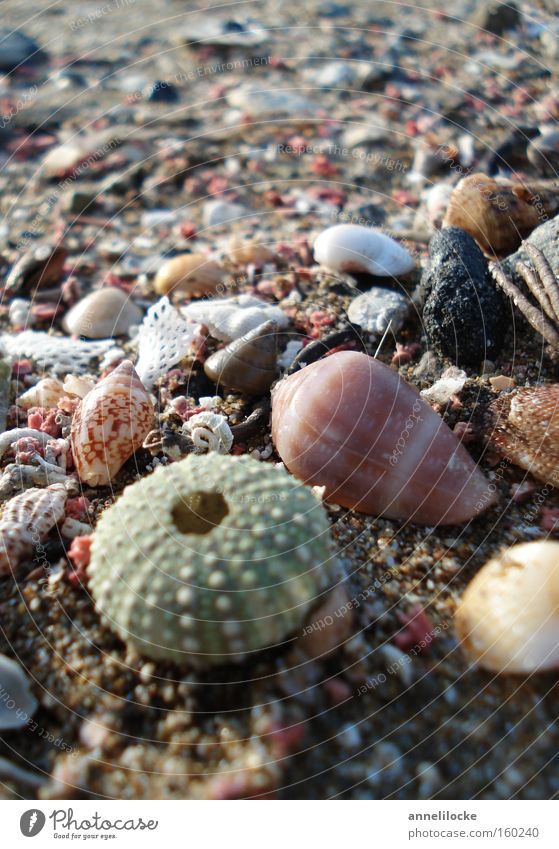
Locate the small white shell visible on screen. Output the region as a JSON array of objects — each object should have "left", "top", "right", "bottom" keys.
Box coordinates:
[
  {"left": 62, "top": 374, "right": 95, "bottom": 399},
  {"left": 183, "top": 412, "right": 233, "bottom": 454},
  {"left": 63, "top": 287, "right": 143, "bottom": 338},
  {"left": 182, "top": 294, "right": 288, "bottom": 342},
  {"left": 17, "top": 377, "right": 65, "bottom": 410},
  {"left": 456, "top": 541, "right": 559, "bottom": 674},
  {"left": 0, "top": 654, "right": 37, "bottom": 730},
  {"left": 314, "top": 224, "right": 415, "bottom": 277}
]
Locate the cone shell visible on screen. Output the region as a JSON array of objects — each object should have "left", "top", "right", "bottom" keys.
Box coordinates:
[
  {"left": 484, "top": 384, "right": 559, "bottom": 486},
  {"left": 70, "top": 360, "right": 154, "bottom": 487},
  {"left": 63, "top": 287, "right": 143, "bottom": 338},
  {"left": 154, "top": 253, "right": 226, "bottom": 297},
  {"left": 271, "top": 351, "right": 496, "bottom": 525},
  {"left": 204, "top": 320, "right": 278, "bottom": 395},
  {"left": 88, "top": 454, "right": 336, "bottom": 667},
  {"left": 0, "top": 483, "right": 67, "bottom": 575},
  {"left": 455, "top": 541, "right": 559, "bottom": 673},
  {"left": 443, "top": 173, "right": 559, "bottom": 257}
]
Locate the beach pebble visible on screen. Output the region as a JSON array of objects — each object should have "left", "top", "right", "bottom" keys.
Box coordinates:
[
  {"left": 500, "top": 213, "right": 559, "bottom": 287},
  {"left": 228, "top": 87, "right": 319, "bottom": 117},
  {"left": 456, "top": 541, "right": 559, "bottom": 674},
  {"left": 203, "top": 200, "right": 251, "bottom": 228},
  {"left": 420, "top": 367, "right": 467, "bottom": 405},
  {"left": 314, "top": 224, "right": 415, "bottom": 277},
  {"left": 63, "top": 288, "right": 143, "bottom": 338},
  {"left": 470, "top": 1, "right": 521, "bottom": 36},
  {"left": 154, "top": 253, "right": 227, "bottom": 297},
  {"left": 347, "top": 287, "right": 410, "bottom": 336},
  {"left": 0, "top": 654, "right": 37, "bottom": 730},
  {"left": 0, "top": 28, "right": 44, "bottom": 71},
  {"left": 527, "top": 128, "right": 559, "bottom": 177},
  {"left": 421, "top": 228, "right": 507, "bottom": 365}
]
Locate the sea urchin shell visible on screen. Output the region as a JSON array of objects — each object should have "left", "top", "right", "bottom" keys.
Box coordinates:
[
  {"left": 88, "top": 454, "right": 336, "bottom": 667},
  {"left": 70, "top": 360, "right": 154, "bottom": 487}
]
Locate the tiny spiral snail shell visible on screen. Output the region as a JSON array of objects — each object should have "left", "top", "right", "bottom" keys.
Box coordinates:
[
  {"left": 272, "top": 351, "right": 495, "bottom": 526},
  {"left": 70, "top": 360, "right": 154, "bottom": 487}
]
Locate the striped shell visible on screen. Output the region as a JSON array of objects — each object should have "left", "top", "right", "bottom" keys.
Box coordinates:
[
  {"left": 88, "top": 454, "right": 336, "bottom": 667},
  {"left": 272, "top": 351, "right": 495, "bottom": 525},
  {"left": 456, "top": 541, "right": 559, "bottom": 673},
  {"left": 443, "top": 174, "right": 559, "bottom": 258},
  {"left": 70, "top": 360, "right": 154, "bottom": 487},
  {"left": 0, "top": 483, "right": 67, "bottom": 575},
  {"left": 484, "top": 384, "right": 559, "bottom": 486}
]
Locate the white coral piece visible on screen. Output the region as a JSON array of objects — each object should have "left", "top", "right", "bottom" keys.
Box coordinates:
[
  {"left": 0, "top": 331, "right": 121, "bottom": 375},
  {"left": 181, "top": 294, "right": 288, "bottom": 342},
  {"left": 135, "top": 296, "right": 198, "bottom": 389},
  {"left": 183, "top": 412, "right": 233, "bottom": 454},
  {"left": 420, "top": 367, "right": 467, "bottom": 405}
]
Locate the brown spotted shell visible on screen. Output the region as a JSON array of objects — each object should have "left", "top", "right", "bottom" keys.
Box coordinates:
[
  {"left": 70, "top": 360, "right": 154, "bottom": 487},
  {"left": 0, "top": 483, "right": 67, "bottom": 575},
  {"left": 154, "top": 253, "right": 227, "bottom": 297},
  {"left": 443, "top": 173, "right": 559, "bottom": 257},
  {"left": 484, "top": 384, "right": 559, "bottom": 486},
  {"left": 204, "top": 320, "right": 278, "bottom": 395}
]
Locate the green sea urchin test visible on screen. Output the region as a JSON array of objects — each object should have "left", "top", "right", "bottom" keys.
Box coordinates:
[{"left": 89, "top": 454, "right": 336, "bottom": 667}]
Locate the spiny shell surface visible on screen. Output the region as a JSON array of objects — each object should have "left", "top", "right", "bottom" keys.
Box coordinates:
[
  {"left": 0, "top": 654, "right": 37, "bottom": 730},
  {"left": 17, "top": 377, "right": 64, "bottom": 410},
  {"left": 272, "top": 351, "right": 495, "bottom": 525},
  {"left": 204, "top": 320, "right": 278, "bottom": 395},
  {"left": 484, "top": 384, "right": 559, "bottom": 486},
  {"left": 0, "top": 483, "right": 67, "bottom": 575},
  {"left": 70, "top": 360, "right": 154, "bottom": 487},
  {"left": 455, "top": 541, "right": 559, "bottom": 673},
  {"left": 313, "top": 224, "right": 415, "bottom": 277},
  {"left": 63, "top": 287, "right": 143, "bottom": 338},
  {"left": 154, "top": 253, "right": 226, "bottom": 296},
  {"left": 443, "top": 173, "right": 559, "bottom": 257},
  {"left": 182, "top": 294, "right": 288, "bottom": 342},
  {"left": 88, "top": 454, "right": 336, "bottom": 667}
]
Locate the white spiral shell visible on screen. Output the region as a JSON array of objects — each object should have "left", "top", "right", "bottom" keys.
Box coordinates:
[{"left": 313, "top": 224, "right": 415, "bottom": 277}]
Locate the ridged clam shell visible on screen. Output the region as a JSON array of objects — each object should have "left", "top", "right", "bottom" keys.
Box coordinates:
[
  {"left": 88, "top": 454, "right": 336, "bottom": 667},
  {"left": 17, "top": 377, "right": 64, "bottom": 410},
  {"left": 0, "top": 654, "right": 37, "bottom": 730},
  {"left": 484, "top": 384, "right": 559, "bottom": 485},
  {"left": 70, "top": 360, "right": 154, "bottom": 487},
  {"left": 182, "top": 294, "right": 288, "bottom": 341},
  {"left": 0, "top": 483, "right": 67, "bottom": 575},
  {"left": 63, "top": 287, "right": 143, "bottom": 338},
  {"left": 204, "top": 320, "right": 278, "bottom": 395},
  {"left": 313, "top": 224, "right": 415, "bottom": 277},
  {"left": 271, "top": 351, "right": 495, "bottom": 525},
  {"left": 154, "top": 253, "right": 226, "bottom": 296},
  {"left": 443, "top": 173, "right": 559, "bottom": 257},
  {"left": 456, "top": 541, "right": 559, "bottom": 673}
]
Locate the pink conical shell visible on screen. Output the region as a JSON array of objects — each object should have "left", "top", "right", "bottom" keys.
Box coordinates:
[
  {"left": 70, "top": 360, "right": 154, "bottom": 487},
  {"left": 271, "top": 351, "right": 496, "bottom": 525}
]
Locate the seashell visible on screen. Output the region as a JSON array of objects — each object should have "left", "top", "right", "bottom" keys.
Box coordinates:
[
  {"left": 4, "top": 243, "right": 67, "bottom": 296},
  {"left": 204, "top": 320, "right": 278, "bottom": 395},
  {"left": 455, "top": 541, "right": 559, "bottom": 673},
  {"left": 313, "top": 224, "right": 415, "bottom": 277},
  {"left": 271, "top": 351, "right": 496, "bottom": 525},
  {"left": 62, "top": 374, "right": 95, "bottom": 399},
  {"left": 347, "top": 287, "right": 410, "bottom": 337},
  {"left": 70, "top": 360, "right": 154, "bottom": 486},
  {"left": 62, "top": 287, "right": 143, "bottom": 338},
  {"left": 8, "top": 298, "right": 35, "bottom": 329},
  {"left": 88, "top": 454, "right": 336, "bottom": 667},
  {"left": 182, "top": 294, "right": 288, "bottom": 342},
  {"left": 228, "top": 234, "right": 277, "bottom": 265},
  {"left": 0, "top": 483, "right": 68, "bottom": 575},
  {"left": 154, "top": 253, "right": 227, "bottom": 296},
  {"left": 17, "top": 377, "right": 64, "bottom": 410},
  {"left": 0, "top": 345, "right": 11, "bottom": 435},
  {"left": 183, "top": 411, "right": 233, "bottom": 454},
  {"left": 0, "top": 654, "right": 37, "bottom": 730},
  {"left": 484, "top": 384, "right": 559, "bottom": 486},
  {"left": 135, "top": 296, "right": 198, "bottom": 390},
  {"left": 442, "top": 173, "right": 559, "bottom": 257}
]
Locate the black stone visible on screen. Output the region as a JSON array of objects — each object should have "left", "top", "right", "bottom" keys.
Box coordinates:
[
  {"left": 470, "top": 2, "right": 521, "bottom": 36},
  {"left": 421, "top": 227, "right": 508, "bottom": 365},
  {"left": 145, "top": 81, "right": 179, "bottom": 103}
]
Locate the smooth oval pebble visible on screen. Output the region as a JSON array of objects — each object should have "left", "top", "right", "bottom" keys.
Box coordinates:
[
  {"left": 0, "top": 654, "right": 37, "bottom": 730},
  {"left": 154, "top": 253, "right": 227, "bottom": 297},
  {"left": 347, "top": 287, "right": 410, "bottom": 336},
  {"left": 271, "top": 351, "right": 495, "bottom": 525},
  {"left": 455, "top": 541, "right": 559, "bottom": 674},
  {"left": 63, "top": 287, "right": 143, "bottom": 338},
  {"left": 314, "top": 224, "right": 415, "bottom": 277}
]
